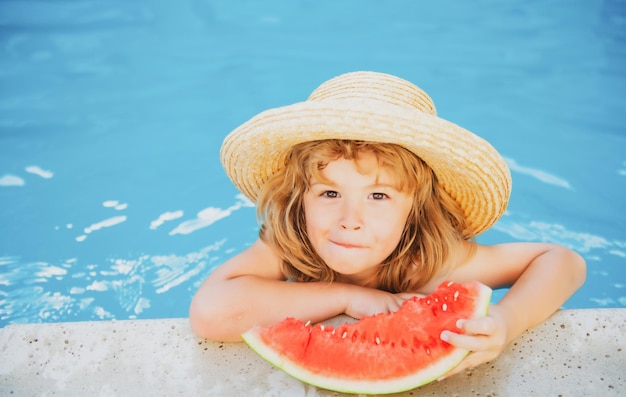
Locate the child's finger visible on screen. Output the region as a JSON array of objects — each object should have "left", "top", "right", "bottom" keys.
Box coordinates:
[
  {"left": 457, "top": 317, "right": 496, "bottom": 336},
  {"left": 395, "top": 292, "right": 426, "bottom": 300},
  {"left": 440, "top": 330, "right": 487, "bottom": 352}
]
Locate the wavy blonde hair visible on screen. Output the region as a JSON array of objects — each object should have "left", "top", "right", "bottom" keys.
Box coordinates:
[{"left": 257, "top": 140, "right": 473, "bottom": 292}]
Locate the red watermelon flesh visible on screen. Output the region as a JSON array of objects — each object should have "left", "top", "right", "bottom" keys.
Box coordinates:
[{"left": 242, "top": 281, "right": 492, "bottom": 394}]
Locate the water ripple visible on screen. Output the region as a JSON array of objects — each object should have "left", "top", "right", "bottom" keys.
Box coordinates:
[{"left": 0, "top": 241, "right": 227, "bottom": 327}]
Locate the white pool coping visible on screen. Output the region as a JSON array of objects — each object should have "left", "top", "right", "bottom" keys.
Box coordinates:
[{"left": 1, "top": 309, "right": 624, "bottom": 396}]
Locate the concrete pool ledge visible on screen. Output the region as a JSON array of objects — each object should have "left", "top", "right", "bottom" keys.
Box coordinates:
[{"left": 1, "top": 309, "right": 624, "bottom": 396}]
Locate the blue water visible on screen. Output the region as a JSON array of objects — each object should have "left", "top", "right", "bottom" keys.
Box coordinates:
[{"left": 0, "top": 0, "right": 625, "bottom": 327}]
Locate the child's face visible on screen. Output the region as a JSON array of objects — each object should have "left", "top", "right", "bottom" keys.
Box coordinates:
[{"left": 303, "top": 150, "right": 414, "bottom": 286}]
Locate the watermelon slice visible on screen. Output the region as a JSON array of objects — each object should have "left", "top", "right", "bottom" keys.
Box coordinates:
[{"left": 242, "top": 280, "right": 492, "bottom": 394}]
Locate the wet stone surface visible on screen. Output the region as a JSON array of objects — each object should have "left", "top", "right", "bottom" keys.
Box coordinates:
[{"left": 0, "top": 309, "right": 624, "bottom": 396}]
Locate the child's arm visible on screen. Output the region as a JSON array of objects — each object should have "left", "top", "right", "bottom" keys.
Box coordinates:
[
  {"left": 189, "top": 238, "right": 406, "bottom": 341},
  {"left": 439, "top": 242, "right": 587, "bottom": 378}
]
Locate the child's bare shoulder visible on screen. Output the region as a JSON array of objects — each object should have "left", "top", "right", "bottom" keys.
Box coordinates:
[
  {"left": 213, "top": 237, "right": 284, "bottom": 281},
  {"left": 450, "top": 241, "right": 570, "bottom": 288}
]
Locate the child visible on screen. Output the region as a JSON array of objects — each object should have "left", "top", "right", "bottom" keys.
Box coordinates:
[{"left": 189, "top": 71, "right": 586, "bottom": 378}]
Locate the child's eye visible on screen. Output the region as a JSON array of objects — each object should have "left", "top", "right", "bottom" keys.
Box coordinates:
[
  {"left": 370, "top": 192, "right": 388, "bottom": 200},
  {"left": 322, "top": 191, "right": 339, "bottom": 198}
]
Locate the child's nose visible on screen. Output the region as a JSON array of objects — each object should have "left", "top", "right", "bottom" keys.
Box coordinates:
[
  {"left": 339, "top": 200, "right": 363, "bottom": 230},
  {"left": 340, "top": 222, "right": 361, "bottom": 230}
]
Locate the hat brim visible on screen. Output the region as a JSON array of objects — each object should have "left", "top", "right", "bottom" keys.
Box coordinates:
[{"left": 221, "top": 98, "right": 511, "bottom": 236}]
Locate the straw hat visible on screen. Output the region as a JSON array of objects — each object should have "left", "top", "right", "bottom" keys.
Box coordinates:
[{"left": 221, "top": 71, "right": 511, "bottom": 236}]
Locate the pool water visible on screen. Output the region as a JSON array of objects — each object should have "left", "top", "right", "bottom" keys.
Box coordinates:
[{"left": 1, "top": 0, "right": 625, "bottom": 327}]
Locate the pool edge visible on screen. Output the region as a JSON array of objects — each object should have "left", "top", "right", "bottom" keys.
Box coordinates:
[{"left": 1, "top": 308, "right": 624, "bottom": 396}]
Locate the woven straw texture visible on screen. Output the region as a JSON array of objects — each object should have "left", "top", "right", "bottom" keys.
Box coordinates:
[{"left": 221, "top": 71, "right": 511, "bottom": 236}]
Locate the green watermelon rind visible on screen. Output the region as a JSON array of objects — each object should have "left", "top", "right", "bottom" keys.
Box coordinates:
[{"left": 242, "top": 282, "right": 492, "bottom": 395}]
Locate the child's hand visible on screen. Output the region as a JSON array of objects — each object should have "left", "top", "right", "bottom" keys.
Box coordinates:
[
  {"left": 437, "top": 304, "right": 509, "bottom": 380},
  {"left": 343, "top": 288, "right": 417, "bottom": 319}
]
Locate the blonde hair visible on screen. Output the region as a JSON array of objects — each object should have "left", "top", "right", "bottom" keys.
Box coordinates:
[{"left": 257, "top": 140, "right": 473, "bottom": 292}]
